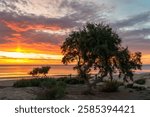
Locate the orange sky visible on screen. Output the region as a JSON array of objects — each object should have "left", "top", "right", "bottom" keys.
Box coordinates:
[
  {"left": 0, "top": 20, "right": 65, "bottom": 65},
  {"left": 0, "top": 19, "right": 149, "bottom": 65},
  {"left": 0, "top": 0, "right": 150, "bottom": 65}
]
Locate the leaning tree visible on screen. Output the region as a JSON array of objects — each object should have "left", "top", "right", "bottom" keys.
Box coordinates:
[{"left": 61, "top": 23, "right": 142, "bottom": 91}]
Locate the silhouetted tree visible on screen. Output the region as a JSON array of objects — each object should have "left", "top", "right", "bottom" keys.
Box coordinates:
[
  {"left": 29, "top": 67, "right": 40, "bottom": 77},
  {"left": 29, "top": 66, "right": 51, "bottom": 77},
  {"left": 61, "top": 23, "right": 142, "bottom": 91},
  {"left": 117, "top": 48, "right": 142, "bottom": 82},
  {"left": 40, "top": 66, "right": 51, "bottom": 77}
]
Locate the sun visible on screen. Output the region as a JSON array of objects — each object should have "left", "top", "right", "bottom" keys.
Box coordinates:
[
  {"left": 11, "top": 47, "right": 29, "bottom": 63},
  {"left": 15, "top": 47, "right": 22, "bottom": 52}
]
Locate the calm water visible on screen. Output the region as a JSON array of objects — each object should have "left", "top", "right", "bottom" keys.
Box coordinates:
[
  {"left": 0, "top": 65, "right": 76, "bottom": 79},
  {"left": 0, "top": 64, "right": 150, "bottom": 79}
]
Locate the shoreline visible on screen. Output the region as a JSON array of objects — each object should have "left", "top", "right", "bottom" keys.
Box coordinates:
[
  {"left": 0, "top": 74, "right": 77, "bottom": 81},
  {"left": 0, "top": 73, "right": 149, "bottom": 87},
  {"left": 0, "top": 72, "right": 150, "bottom": 80}
]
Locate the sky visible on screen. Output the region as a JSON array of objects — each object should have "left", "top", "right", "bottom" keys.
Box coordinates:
[{"left": 0, "top": 0, "right": 150, "bottom": 65}]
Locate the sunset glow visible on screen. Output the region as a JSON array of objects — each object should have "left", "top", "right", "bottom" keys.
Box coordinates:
[
  {"left": 0, "top": 51, "right": 62, "bottom": 64},
  {"left": 0, "top": 0, "right": 150, "bottom": 65}
]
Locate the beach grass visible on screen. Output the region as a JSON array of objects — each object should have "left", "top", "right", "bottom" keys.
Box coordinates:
[
  {"left": 100, "top": 80, "right": 122, "bottom": 92},
  {"left": 13, "top": 78, "right": 55, "bottom": 87},
  {"left": 12, "top": 77, "right": 85, "bottom": 99},
  {"left": 13, "top": 77, "right": 85, "bottom": 88}
]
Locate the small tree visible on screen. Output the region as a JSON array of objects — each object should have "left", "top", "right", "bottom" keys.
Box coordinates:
[
  {"left": 61, "top": 23, "right": 142, "bottom": 91},
  {"left": 29, "top": 68, "right": 40, "bottom": 77},
  {"left": 40, "top": 66, "right": 51, "bottom": 77},
  {"left": 29, "top": 66, "right": 51, "bottom": 77}
]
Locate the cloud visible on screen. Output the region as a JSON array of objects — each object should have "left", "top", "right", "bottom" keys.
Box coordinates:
[
  {"left": 121, "top": 28, "right": 150, "bottom": 52},
  {"left": 109, "top": 11, "right": 150, "bottom": 56},
  {"left": 0, "top": 22, "right": 14, "bottom": 43},
  {"left": 21, "top": 30, "right": 66, "bottom": 45},
  {"left": 0, "top": 0, "right": 111, "bottom": 47},
  {"left": 0, "top": 0, "right": 149, "bottom": 64},
  {"left": 112, "top": 11, "right": 150, "bottom": 28},
  {"left": 0, "top": 0, "right": 111, "bottom": 28},
  {"left": 119, "top": 28, "right": 150, "bottom": 39},
  {"left": 59, "top": 0, "right": 108, "bottom": 22},
  {"left": 0, "top": 0, "right": 28, "bottom": 14},
  {"left": 2, "top": 20, "right": 63, "bottom": 32}
]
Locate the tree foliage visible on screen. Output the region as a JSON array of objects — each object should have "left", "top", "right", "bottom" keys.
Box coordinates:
[
  {"left": 29, "top": 66, "right": 51, "bottom": 77},
  {"left": 61, "top": 23, "right": 142, "bottom": 89}
]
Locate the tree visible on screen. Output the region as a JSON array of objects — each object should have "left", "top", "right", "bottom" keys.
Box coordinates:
[
  {"left": 29, "top": 66, "right": 51, "bottom": 77},
  {"left": 39, "top": 66, "right": 51, "bottom": 77},
  {"left": 116, "top": 48, "right": 142, "bottom": 82},
  {"left": 61, "top": 23, "right": 142, "bottom": 91},
  {"left": 29, "top": 67, "right": 40, "bottom": 77}
]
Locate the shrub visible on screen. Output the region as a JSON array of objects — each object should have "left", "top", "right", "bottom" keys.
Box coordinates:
[
  {"left": 132, "top": 86, "right": 146, "bottom": 91},
  {"left": 13, "top": 79, "right": 32, "bottom": 87},
  {"left": 57, "top": 77, "right": 85, "bottom": 84},
  {"left": 14, "top": 77, "right": 81, "bottom": 88},
  {"left": 13, "top": 78, "right": 66, "bottom": 100},
  {"left": 13, "top": 79, "right": 46, "bottom": 87},
  {"left": 101, "top": 80, "right": 121, "bottom": 92},
  {"left": 134, "top": 79, "right": 146, "bottom": 85},
  {"left": 40, "top": 79, "right": 58, "bottom": 88},
  {"left": 132, "top": 83, "right": 146, "bottom": 91},
  {"left": 126, "top": 83, "right": 133, "bottom": 88},
  {"left": 13, "top": 78, "right": 56, "bottom": 87},
  {"left": 37, "top": 81, "right": 66, "bottom": 100}
]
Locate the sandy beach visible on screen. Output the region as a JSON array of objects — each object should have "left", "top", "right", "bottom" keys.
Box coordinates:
[
  {"left": 0, "top": 73, "right": 150, "bottom": 100},
  {"left": 0, "top": 80, "right": 17, "bottom": 87}
]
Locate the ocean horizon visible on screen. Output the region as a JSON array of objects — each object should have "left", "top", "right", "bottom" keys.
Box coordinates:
[{"left": 0, "top": 64, "right": 150, "bottom": 80}]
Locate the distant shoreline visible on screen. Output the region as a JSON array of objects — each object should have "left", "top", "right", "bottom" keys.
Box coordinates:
[
  {"left": 0, "top": 74, "right": 76, "bottom": 81},
  {"left": 0, "top": 64, "right": 150, "bottom": 65},
  {"left": 0, "top": 71, "right": 150, "bottom": 80},
  {"left": 0, "top": 64, "right": 76, "bottom": 66},
  {"left": 0, "top": 72, "right": 149, "bottom": 82}
]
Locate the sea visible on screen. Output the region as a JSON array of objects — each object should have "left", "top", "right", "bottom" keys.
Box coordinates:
[{"left": 0, "top": 64, "right": 150, "bottom": 80}]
